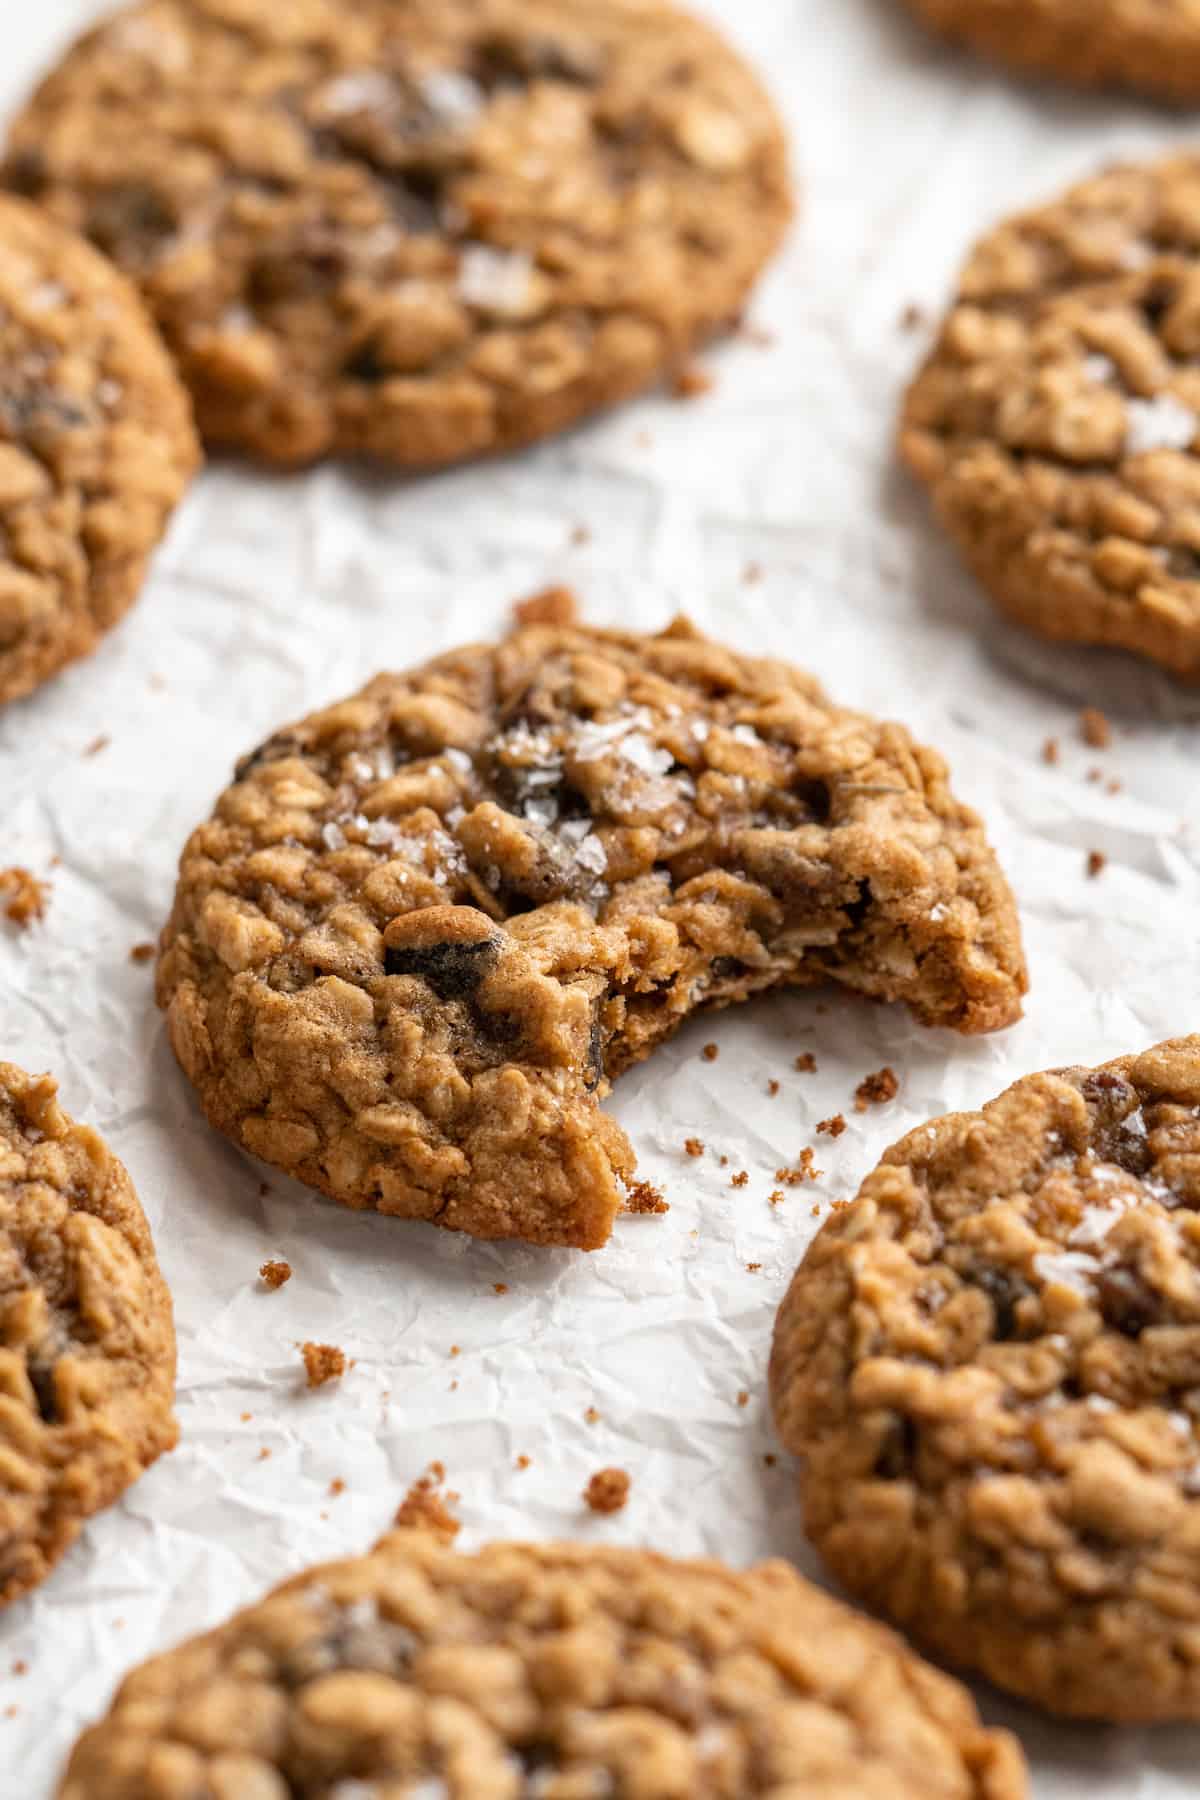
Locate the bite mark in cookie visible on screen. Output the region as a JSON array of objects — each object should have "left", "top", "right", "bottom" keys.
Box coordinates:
[{"left": 157, "top": 616, "right": 1026, "bottom": 1249}]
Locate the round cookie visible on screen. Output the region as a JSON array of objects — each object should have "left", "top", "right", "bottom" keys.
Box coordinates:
[
  {"left": 0, "top": 1062, "right": 177, "bottom": 1608},
  {"left": 0, "top": 196, "right": 199, "bottom": 705},
  {"left": 771, "top": 1036, "right": 1200, "bottom": 1722},
  {"left": 58, "top": 1531, "right": 1028, "bottom": 1798},
  {"left": 898, "top": 0, "right": 1200, "bottom": 103},
  {"left": 900, "top": 154, "right": 1200, "bottom": 684},
  {"left": 156, "top": 615, "right": 1026, "bottom": 1250},
  {"left": 2, "top": 0, "right": 792, "bottom": 468}
]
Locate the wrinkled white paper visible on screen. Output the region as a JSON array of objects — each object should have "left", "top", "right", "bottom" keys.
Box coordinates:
[{"left": 3, "top": 3, "right": 1200, "bottom": 1793}]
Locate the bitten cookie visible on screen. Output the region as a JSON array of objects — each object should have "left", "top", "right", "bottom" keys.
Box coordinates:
[
  {"left": 901, "top": 155, "right": 1200, "bottom": 683},
  {"left": 771, "top": 1036, "right": 1200, "bottom": 1722},
  {"left": 0, "top": 1063, "right": 177, "bottom": 1608},
  {"left": 0, "top": 195, "right": 199, "bottom": 705},
  {"left": 3, "top": 0, "right": 792, "bottom": 468},
  {"left": 58, "top": 1531, "right": 1028, "bottom": 1799},
  {"left": 156, "top": 616, "right": 1026, "bottom": 1250},
  {"left": 899, "top": 0, "right": 1200, "bottom": 103}
]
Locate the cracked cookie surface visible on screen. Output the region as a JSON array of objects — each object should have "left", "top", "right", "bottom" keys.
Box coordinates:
[
  {"left": 58, "top": 1530, "right": 1028, "bottom": 1799},
  {"left": 900, "top": 154, "right": 1200, "bottom": 682},
  {"left": 771, "top": 1036, "right": 1200, "bottom": 1721},
  {"left": 157, "top": 617, "right": 1026, "bottom": 1250},
  {"left": 0, "top": 195, "right": 198, "bottom": 705},
  {"left": 2, "top": 0, "right": 791, "bottom": 468},
  {"left": 899, "top": 0, "right": 1200, "bottom": 101},
  {"left": 0, "top": 1062, "right": 177, "bottom": 1609}
]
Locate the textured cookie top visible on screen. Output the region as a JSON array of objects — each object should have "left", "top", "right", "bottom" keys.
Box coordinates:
[
  {"left": 899, "top": 0, "right": 1200, "bottom": 103},
  {"left": 770, "top": 1036, "right": 1200, "bottom": 1722},
  {"left": 58, "top": 1532, "right": 1028, "bottom": 1798},
  {"left": 901, "top": 155, "right": 1200, "bottom": 681},
  {"left": 0, "top": 195, "right": 198, "bottom": 705},
  {"left": 0, "top": 1063, "right": 177, "bottom": 1609},
  {"left": 3, "top": 0, "right": 791, "bottom": 467},
  {"left": 156, "top": 617, "right": 1025, "bottom": 1249}
]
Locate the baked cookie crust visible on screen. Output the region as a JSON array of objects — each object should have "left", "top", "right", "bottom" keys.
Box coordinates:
[
  {"left": 58, "top": 1532, "right": 1028, "bottom": 1798},
  {"left": 771, "top": 1036, "right": 1200, "bottom": 1721},
  {"left": 3, "top": 0, "right": 792, "bottom": 468},
  {"left": 900, "top": 0, "right": 1200, "bottom": 103},
  {"left": 157, "top": 616, "right": 1026, "bottom": 1250},
  {"left": 0, "top": 195, "right": 199, "bottom": 705},
  {"left": 0, "top": 1062, "right": 177, "bottom": 1609},
  {"left": 902, "top": 155, "right": 1200, "bottom": 683}
]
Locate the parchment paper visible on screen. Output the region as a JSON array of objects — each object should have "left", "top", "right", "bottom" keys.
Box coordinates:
[{"left": 3, "top": 3, "right": 1200, "bottom": 1792}]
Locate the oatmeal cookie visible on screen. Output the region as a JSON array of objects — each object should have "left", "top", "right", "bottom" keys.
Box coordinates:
[
  {"left": 771, "top": 1035, "right": 1200, "bottom": 1722},
  {"left": 0, "top": 1063, "right": 177, "bottom": 1609},
  {"left": 58, "top": 1532, "right": 1028, "bottom": 1798},
  {"left": 3, "top": 0, "right": 792, "bottom": 468},
  {"left": 901, "top": 155, "right": 1200, "bottom": 683},
  {"left": 899, "top": 0, "right": 1200, "bottom": 102},
  {"left": 0, "top": 196, "right": 198, "bottom": 705},
  {"left": 156, "top": 616, "right": 1026, "bottom": 1250}
]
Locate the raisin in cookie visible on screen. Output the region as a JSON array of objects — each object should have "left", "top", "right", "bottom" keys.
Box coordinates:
[
  {"left": 900, "top": 155, "right": 1200, "bottom": 683},
  {"left": 0, "top": 1062, "right": 177, "bottom": 1608},
  {"left": 3, "top": 0, "right": 791, "bottom": 469},
  {"left": 899, "top": 0, "right": 1200, "bottom": 103},
  {"left": 770, "top": 1036, "right": 1200, "bottom": 1722},
  {"left": 58, "top": 1531, "right": 1028, "bottom": 1799},
  {"left": 157, "top": 616, "right": 1025, "bottom": 1250},
  {"left": 0, "top": 196, "right": 198, "bottom": 705}
]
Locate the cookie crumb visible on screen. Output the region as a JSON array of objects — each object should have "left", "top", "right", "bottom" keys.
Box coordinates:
[
  {"left": 794, "top": 1052, "right": 817, "bottom": 1073},
  {"left": 701, "top": 1042, "right": 719, "bottom": 1062},
  {"left": 1042, "top": 736, "right": 1060, "bottom": 766},
  {"left": 129, "top": 941, "right": 155, "bottom": 963},
  {"left": 855, "top": 1067, "right": 899, "bottom": 1112},
  {"left": 670, "top": 363, "right": 713, "bottom": 400},
  {"left": 583, "top": 1468, "right": 631, "bottom": 1514},
  {"left": 730, "top": 1170, "right": 749, "bottom": 1189},
  {"left": 585, "top": 1406, "right": 601, "bottom": 1425},
  {"left": 328, "top": 1478, "right": 345, "bottom": 1498},
  {"left": 1086, "top": 767, "right": 1102, "bottom": 784},
  {"left": 746, "top": 1262, "right": 761, "bottom": 1273},
  {"left": 10, "top": 1662, "right": 26, "bottom": 1678},
  {"left": 240, "top": 1412, "right": 252, "bottom": 1423},
  {"left": 493, "top": 1282, "right": 509, "bottom": 1295},
  {"left": 515, "top": 1454, "right": 531, "bottom": 1471},
  {"left": 743, "top": 560, "right": 763, "bottom": 585},
  {"left": 449, "top": 1344, "right": 461, "bottom": 1358},
  {"left": 258, "top": 1181, "right": 271, "bottom": 1198},
  {"left": 718, "top": 1153, "right": 729, "bottom": 1168},
  {"left": 775, "top": 1149, "right": 821, "bottom": 1185},
  {"left": 767, "top": 1079, "right": 780, "bottom": 1096},
  {"left": 684, "top": 1137, "right": 705, "bottom": 1158},
  {"left": 570, "top": 523, "right": 591, "bottom": 547},
  {"left": 1087, "top": 849, "right": 1107, "bottom": 879},
  {"left": 769, "top": 1189, "right": 785, "bottom": 1207},
  {"left": 83, "top": 733, "right": 110, "bottom": 757},
  {"left": 395, "top": 1465, "right": 460, "bottom": 1540},
  {"left": 625, "top": 1178, "right": 668, "bottom": 1215},
  {"left": 301, "top": 1342, "right": 345, "bottom": 1389},
  {"left": 763, "top": 1452, "right": 777, "bottom": 1468},
  {"left": 512, "top": 585, "right": 578, "bottom": 629},
  {"left": 900, "top": 302, "right": 926, "bottom": 331},
  {"left": 1106, "top": 777, "right": 1123, "bottom": 795},
  {"left": 1080, "top": 706, "right": 1112, "bottom": 749},
  {"left": 257, "top": 1447, "right": 271, "bottom": 1461},
  {"left": 0, "top": 867, "right": 49, "bottom": 927},
  {"left": 737, "top": 1390, "right": 750, "bottom": 1408},
  {"left": 817, "top": 1114, "right": 847, "bottom": 1138},
  {"left": 259, "top": 1259, "right": 291, "bottom": 1290}
]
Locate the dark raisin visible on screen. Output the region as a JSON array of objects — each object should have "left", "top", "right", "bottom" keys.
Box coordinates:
[
  {"left": 973, "top": 1266, "right": 1026, "bottom": 1340},
  {"left": 515, "top": 1742, "right": 559, "bottom": 1775},
  {"left": 1142, "top": 280, "right": 1174, "bottom": 328},
  {"left": 386, "top": 167, "right": 445, "bottom": 232},
  {"left": 793, "top": 778, "right": 833, "bottom": 823},
  {"left": 4, "top": 147, "right": 47, "bottom": 196},
  {"left": 1097, "top": 1266, "right": 1162, "bottom": 1337},
  {"left": 384, "top": 935, "right": 500, "bottom": 1001},
  {"left": 27, "top": 1360, "right": 57, "bottom": 1423},
  {"left": 584, "top": 1014, "right": 605, "bottom": 1092},
  {"left": 874, "top": 1413, "right": 917, "bottom": 1480},
  {"left": 235, "top": 732, "right": 302, "bottom": 782},
  {"left": 472, "top": 32, "right": 602, "bottom": 90},
  {"left": 88, "top": 183, "right": 177, "bottom": 258},
  {"left": 344, "top": 340, "right": 389, "bottom": 385}
]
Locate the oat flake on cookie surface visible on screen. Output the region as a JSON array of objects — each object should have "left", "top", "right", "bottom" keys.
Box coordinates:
[
  {"left": 0, "top": 194, "right": 198, "bottom": 705},
  {"left": 771, "top": 1035, "right": 1200, "bottom": 1722},
  {"left": 2, "top": 0, "right": 792, "bottom": 468},
  {"left": 57, "top": 1531, "right": 1029, "bottom": 1799},
  {"left": 901, "top": 153, "right": 1200, "bottom": 683},
  {"left": 0, "top": 1061, "right": 177, "bottom": 1609},
  {"left": 156, "top": 615, "right": 1026, "bottom": 1250}
]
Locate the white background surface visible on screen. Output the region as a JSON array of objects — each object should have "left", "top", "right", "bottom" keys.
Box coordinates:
[{"left": 2, "top": 1, "right": 1200, "bottom": 1793}]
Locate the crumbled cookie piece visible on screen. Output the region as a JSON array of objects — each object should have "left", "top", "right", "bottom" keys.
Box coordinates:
[
  {"left": 328, "top": 1478, "right": 345, "bottom": 1498},
  {"left": 394, "top": 1465, "right": 460, "bottom": 1540},
  {"left": 512, "top": 585, "right": 578, "bottom": 629},
  {"left": 736, "top": 1389, "right": 750, "bottom": 1407},
  {"left": 794, "top": 1052, "right": 817, "bottom": 1073},
  {"left": 767, "top": 1078, "right": 780, "bottom": 1096},
  {"left": 855, "top": 1066, "right": 899, "bottom": 1111},
  {"left": 1080, "top": 707, "right": 1112, "bottom": 749},
  {"left": 701, "top": 1043, "right": 720, "bottom": 1062},
  {"left": 624, "top": 1179, "right": 668, "bottom": 1214},
  {"left": 83, "top": 735, "right": 110, "bottom": 758},
  {"left": 0, "top": 1062, "right": 177, "bottom": 1607},
  {"left": 128, "top": 942, "right": 155, "bottom": 964},
  {"left": 746, "top": 1262, "right": 761, "bottom": 1272},
  {"left": 300, "top": 1342, "right": 345, "bottom": 1389},
  {"left": 684, "top": 1138, "right": 705, "bottom": 1158},
  {"left": 584, "top": 1467, "right": 631, "bottom": 1514},
  {"left": 817, "top": 1113, "right": 847, "bottom": 1138},
  {"left": 585, "top": 1406, "right": 601, "bottom": 1425},
  {"left": 1042, "top": 737, "right": 1060, "bottom": 766},
  {"left": 493, "top": 1283, "right": 509, "bottom": 1296},
  {"left": 157, "top": 617, "right": 1025, "bottom": 1250},
  {"left": 775, "top": 1150, "right": 821, "bottom": 1185},
  {"left": 0, "top": 868, "right": 49, "bottom": 928},
  {"left": 769, "top": 1188, "right": 785, "bottom": 1206},
  {"left": 730, "top": 1170, "right": 749, "bottom": 1189},
  {"left": 1087, "top": 849, "right": 1107, "bottom": 879},
  {"left": 743, "top": 560, "right": 764, "bottom": 585},
  {"left": 258, "top": 1259, "right": 291, "bottom": 1290},
  {"left": 771, "top": 1036, "right": 1200, "bottom": 1722},
  {"left": 57, "top": 1534, "right": 1028, "bottom": 1799},
  {"left": 670, "top": 363, "right": 714, "bottom": 400},
  {"left": 515, "top": 1454, "right": 531, "bottom": 1471},
  {"left": 900, "top": 301, "right": 926, "bottom": 332},
  {"left": 7, "top": 0, "right": 791, "bottom": 469}
]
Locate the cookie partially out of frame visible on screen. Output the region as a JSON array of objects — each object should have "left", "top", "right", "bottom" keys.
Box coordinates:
[
  {"left": 901, "top": 154, "right": 1200, "bottom": 683},
  {"left": 157, "top": 615, "right": 1026, "bottom": 1251},
  {"left": 0, "top": 1063, "right": 177, "bottom": 1609},
  {"left": 771, "top": 1036, "right": 1200, "bottom": 1722},
  {"left": 0, "top": 195, "right": 198, "bottom": 705},
  {"left": 900, "top": 0, "right": 1200, "bottom": 104},
  {"left": 2, "top": 0, "right": 792, "bottom": 468},
  {"left": 58, "top": 1532, "right": 1028, "bottom": 1799}
]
